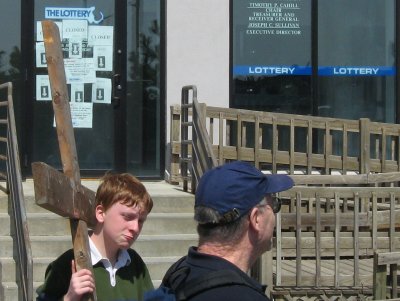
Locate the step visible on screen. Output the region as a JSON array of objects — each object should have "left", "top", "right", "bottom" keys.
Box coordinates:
[
  {"left": 23, "top": 213, "right": 196, "bottom": 236},
  {"left": 0, "top": 256, "right": 183, "bottom": 283},
  {"left": 143, "top": 213, "right": 196, "bottom": 235},
  {"left": 24, "top": 212, "right": 196, "bottom": 236},
  {"left": 1, "top": 281, "right": 18, "bottom": 301},
  {"left": 31, "top": 255, "right": 183, "bottom": 283},
  {"left": 26, "top": 213, "right": 70, "bottom": 236},
  {"left": 0, "top": 258, "right": 15, "bottom": 282},
  {"left": 26, "top": 234, "right": 197, "bottom": 258},
  {"left": 1, "top": 180, "right": 195, "bottom": 213},
  {"left": 0, "top": 237, "right": 13, "bottom": 257},
  {"left": 22, "top": 193, "right": 195, "bottom": 214},
  {"left": 0, "top": 196, "right": 8, "bottom": 213},
  {"left": 0, "top": 213, "right": 10, "bottom": 235}
]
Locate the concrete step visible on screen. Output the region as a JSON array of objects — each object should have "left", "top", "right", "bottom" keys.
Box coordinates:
[
  {"left": 6, "top": 194, "right": 195, "bottom": 214},
  {"left": 24, "top": 212, "right": 196, "bottom": 236},
  {"left": 11, "top": 234, "right": 196, "bottom": 259},
  {"left": 1, "top": 255, "right": 183, "bottom": 283},
  {"left": 0, "top": 180, "right": 195, "bottom": 214},
  {"left": 0, "top": 237, "right": 13, "bottom": 258},
  {"left": 0, "top": 214, "right": 10, "bottom": 235},
  {"left": 1, "top": 281, "right": 18, "bottom": 301}
]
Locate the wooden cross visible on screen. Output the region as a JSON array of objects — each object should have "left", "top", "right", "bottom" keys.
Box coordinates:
[{"left": 32, "top": 20, "right": 97, "bottom": 301}]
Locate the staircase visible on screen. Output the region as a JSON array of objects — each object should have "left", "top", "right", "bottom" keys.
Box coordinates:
[{"left": 0, "top": 179, "right": 196, "bottom": 300}]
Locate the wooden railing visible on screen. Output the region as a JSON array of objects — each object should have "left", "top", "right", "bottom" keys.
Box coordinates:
[
  {"left": 271, "top": 186, "right": 400, "bottom": 300},
  {"left": 374, "top": 251, "right": 400, "bottom": 299},
  {"left": 178, "top": 86, "right": 217, "bottom": 193},
  {"left": 170, "top": 85, "right": 400, "bottom": 299},
  {"left": 0, "top": 82, "right": 32, "bottom": 301},
  {"left": 170, "top": 87, "right": 400, "bottom": 189}
]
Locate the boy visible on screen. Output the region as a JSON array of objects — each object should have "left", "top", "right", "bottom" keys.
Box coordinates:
[{"left": 36, "top": 173, "right": 154, "bottom": 301}]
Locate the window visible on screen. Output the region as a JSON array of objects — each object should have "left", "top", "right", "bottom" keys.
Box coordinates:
[{"left": 231, "top": 0, "right": 396, "bottom": 123}]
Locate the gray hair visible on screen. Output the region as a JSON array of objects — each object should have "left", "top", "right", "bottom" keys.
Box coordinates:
[{"left": 195, "top": 206, "right": 249, "bottom": 245}]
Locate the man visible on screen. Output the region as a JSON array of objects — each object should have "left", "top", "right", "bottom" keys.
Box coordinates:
[
  {"left": 162, "top": 160, "right": 294, "bottom": 301},
  {"left": 36, "top": 173, "right": 154, "bottom": 301}
]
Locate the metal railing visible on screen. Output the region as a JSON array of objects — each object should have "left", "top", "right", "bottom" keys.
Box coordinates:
[{"left": 0, "top": 82, "right": 32, "bottom": 301}]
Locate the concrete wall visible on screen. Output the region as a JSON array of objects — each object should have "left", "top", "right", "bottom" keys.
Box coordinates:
[
  {"left": 165, "top": 0, "right": 230, "bottom": 134},
  {"left": 165, "top": 0, "right": 230, "bottom": 178}
]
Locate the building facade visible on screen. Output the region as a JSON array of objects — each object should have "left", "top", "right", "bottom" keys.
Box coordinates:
[{"left": 0, "top": 0, "right": 398, "bottom": 179}]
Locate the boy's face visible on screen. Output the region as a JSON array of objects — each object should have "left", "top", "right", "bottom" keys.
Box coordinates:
[{"left": 97, "top": 201, "right": 148, "bottom": 251}]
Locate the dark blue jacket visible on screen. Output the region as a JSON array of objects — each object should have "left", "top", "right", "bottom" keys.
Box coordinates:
[{"left": 163, "top": 247, "right": 269, "bottom": 301}]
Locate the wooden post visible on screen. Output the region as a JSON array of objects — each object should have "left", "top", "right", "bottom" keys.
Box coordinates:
[
  {"left": 169, "top": 105, "right": 180, "bottom": 184},
  {"left": 33, "top": 20, "right": 97, "bottom": 301},
  {"left": 374, "top": 252, "right": 388, "bottom": 300},
  {"left": 360, "top": 118, "right": 371, "bottom": 174}
]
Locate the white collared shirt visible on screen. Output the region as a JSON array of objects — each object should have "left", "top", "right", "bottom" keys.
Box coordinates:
[{"left": 89, "top": 238, "right": 131, "bottom": 287}]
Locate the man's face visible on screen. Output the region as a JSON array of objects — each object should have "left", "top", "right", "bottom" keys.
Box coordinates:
[
  {"left": 99, "top": 201, "right": 148, "bottom": 251},
  {"left": 257, "top": 194, "right": 278, "bottom": 252}
]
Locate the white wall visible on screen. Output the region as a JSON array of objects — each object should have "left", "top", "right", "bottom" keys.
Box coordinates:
[{"left": 165, "top": 0, "right": 230, "bottom": 177}]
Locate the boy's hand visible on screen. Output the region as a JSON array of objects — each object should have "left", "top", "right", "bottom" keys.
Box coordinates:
[{"left": 63, "top": 260, "right": 95, "bottom": 301}]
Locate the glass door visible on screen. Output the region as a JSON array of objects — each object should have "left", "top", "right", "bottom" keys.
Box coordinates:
[
  {"left": 32, "top": 0, "right": 117, "bottom": 174},
  {"left": 27, "top": 0, "right": 163, "bottom": 177}
]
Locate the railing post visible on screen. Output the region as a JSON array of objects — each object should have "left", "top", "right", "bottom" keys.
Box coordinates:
[
  {"left": 169, "top": 105, "right": 180, "bottom": 184},
  {"left": 360, "top": 118, "right": 371, "bottom": 174},
  {"left": 181, "top": 86, "right": 195, "bottom": 192},
  {"left": 374, "top": 252, "right": 388, "bottom": 300}
]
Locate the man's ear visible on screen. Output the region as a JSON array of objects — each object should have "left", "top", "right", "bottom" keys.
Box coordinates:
[
  {"left": 95, "top": 204, "right": 106, "bottom": 223},
  {"left": 248, "top": 207, "right": 261, "bottom": 231}
]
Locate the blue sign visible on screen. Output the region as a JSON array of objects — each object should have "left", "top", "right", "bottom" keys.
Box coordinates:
[
  {"left": 45, "top": 7, "right": 104, "bottom": 24},
  {"left": 233, "top": 65, "right": 395, "bottom": 76},
  {"left": 318, "top": 66, "right": 395, "bottom": 76},
  {"left": 233, "top": 65, "right": 311, "bottom": 76}
]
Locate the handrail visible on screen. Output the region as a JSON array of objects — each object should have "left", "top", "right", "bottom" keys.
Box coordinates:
[
  {"left": 0, "top": 82, "right": 33, "bottom": 301},
  {"left": 373, "top": 251, "right": 400, "bottom": 299},
  {"left": 172, "top": 85, "right": 400, "bottom": 299},
  {"left": 272, "top": 186, "right": 400, "bottom": 299},
  {"left": 180, "top": 86, "right": 217, "bottom": 193},
  {"left": 171, "top": 85, "right": 400, "bottom": 190}
]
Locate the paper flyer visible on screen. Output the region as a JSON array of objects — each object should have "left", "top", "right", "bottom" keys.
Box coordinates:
[
  {"left": 92, "top": 78, "right": 112, "bottom": 103},
  {"left": 88, "top": 25, "right": 113, "bottom": 46},
  {"left": 64, "top": 58, "right": 96, "bottom": 83},
  {"left": 36, "top": 75, "right": 52, "bottom": 101},
  {"left": 93, "top": 45, "right": 113, "bottom": 71},
  {"left": 70, "top": 83, "right": 85, "bottom": 102},
  {"left": 35, "top": 42, "right": 47, "bottom": 68},
  {"left": 62, "top": 19, "right": 88, "bottom": 40},
  {"left": 70, "top": 102, "right": 93, "bottom": 128}
]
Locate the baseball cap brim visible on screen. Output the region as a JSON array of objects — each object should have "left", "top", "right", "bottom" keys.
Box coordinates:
[{"left": 263, "top": 174, "right": 294, "bottom": 194}]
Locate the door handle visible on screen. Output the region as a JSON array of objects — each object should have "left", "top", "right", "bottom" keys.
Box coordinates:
[
  {"left": 112, "top": 74, "right": 122, "bottom": 108},
  {"left": 112, "top": 96, "right": 120, "bottom": 108},
  {"left": 113, "top": 74, "right": 121, "bottom": 86}
]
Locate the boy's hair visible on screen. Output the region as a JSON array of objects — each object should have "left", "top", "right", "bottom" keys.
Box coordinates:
[{"left": 95, "top": 173, "right": 153, "bottom": 213}]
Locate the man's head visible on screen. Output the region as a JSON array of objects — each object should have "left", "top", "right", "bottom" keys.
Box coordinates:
[{"left": 194, "top": 161, "right": 293, "bottom": 251}]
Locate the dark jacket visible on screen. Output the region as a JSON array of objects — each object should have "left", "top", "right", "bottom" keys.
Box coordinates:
[{"left": 162, "top": 247, "right": 269, "bottom": 301}]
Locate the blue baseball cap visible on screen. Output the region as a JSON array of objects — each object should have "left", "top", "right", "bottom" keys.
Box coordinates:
[{"left": 195, "top": 161, "right": 294, "bottom": 224}]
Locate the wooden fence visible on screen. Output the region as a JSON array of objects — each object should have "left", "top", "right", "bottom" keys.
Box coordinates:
[
  {"left": 170, "top": 89, "right": 400, "bottom": 188},
  {"left": 170, "top": 85, "right": 400, "bottom": 300},
  {"left": 271, "top": 186, "right": 400, "bottom": 300}
]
